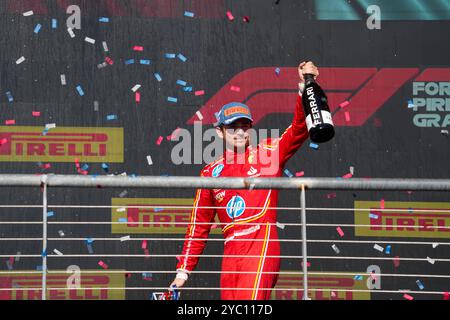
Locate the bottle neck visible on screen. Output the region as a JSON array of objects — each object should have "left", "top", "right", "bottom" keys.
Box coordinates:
[{"left": 304, "top": 73, "right": 315, "bottom": 85}]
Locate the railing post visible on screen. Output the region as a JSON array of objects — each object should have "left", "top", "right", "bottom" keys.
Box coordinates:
[
  {"left": 300, "top": 184, "right": 310, "bottom": 300},
  {"left": 41, "top": 175, "right": 48, "bottom": 300}
]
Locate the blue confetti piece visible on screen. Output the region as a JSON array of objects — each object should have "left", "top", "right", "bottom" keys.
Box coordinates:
[
  {"left": 165, "top": 53, "right": 176, "bottom": 59},
  {"left": 407, "top": 99, "right": 415, "bottom": 108},
  {"left": 184, "top": 11, "right": 194, "bottom": 18},
  {"left": 125, "top": 59, "right": 135, "bottom": 65},
  {"left": 385, "top": 245, "right": 391, "bottom": 255},
  {"left": 309, "top": 142, "right": 319, "bottom": 150},
  {"left": 275, "top": 67, "right": 280, "bottom": 76},
  {"left": 6, "top": 91, "right": 13, "bottom": 103},
  {"left": 41, "top": 249, "right": 47, "bottom": 257},
  {"left": 176, "top": 80, "right": 187, "bottom": 86},
  {"left": 183, "top": 87, "right": 193, "bottom": 92},
  {"left": 167, "top": 97, "right": 178, "bottom": 103},
  {"left": 416, "top": 280, "right": 424, "bottom": 290},
  {"left": 154, "top": 73, "right": 162, "bottom": 82},
  {"left": 81, "top": 164, "right": 89, "bottom": 171},
  {"left": 47, "top": 211, "right": 54, "bottom": 217},
  {"left": 86, "top": 238, "right": 94, "bottom": 244},
  {"left": 177, "top": 53, "right": 187, "bottom": 62},
  {"left": 284, "top": 169, "right": 294, "bottom": 178},
  {"left": 101, "top": 163, "right": 109, "bottom": 171},
  {"left": 87, "top": 244, "right": 94, "bottom": 254},
  {"left": 34, "top": 24, "right": 42, "bottom": 34},
  {"left": 154, "top": 208, "right": 163, "bottom": 212},
  {"left": 369, "top": 213, "right": 379, "bottom": 219},
  {"left": 42, "top": 129, "right": 49, "bottom": 136},
  {"left": 76, "top": 85, "right": 84, "bottom": 96},
  {"left": 99, "top": 17, "right": 109, "bottom": 23},
  {"left": 36, "top": 265, "right": 43, "bottom": 271},
  {"left": 142, "top": 272, "right": 153, "bottom": 278},
  {"left": 354, "top": 275, "right": 363, "bottom": 280},
  {"left": 52, "top": 19, "right": 57, "bottom": 29},
  {"left": 140, "top": 59, "right": 151, "bottom": 65},
  {"left": 118, "top": 218, "right": 128, "bottom": 223},
  {"left": 106, "top": 114, "right": 118, "bottom": 121}
]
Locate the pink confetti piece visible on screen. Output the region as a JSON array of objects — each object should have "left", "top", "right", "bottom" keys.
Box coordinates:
[
  {"left": 135, "top": 92, "right": 141, "bottom": 103},
  {"left": 243, "top": 16, "right": 250, "bottom": 23},
  {"left": 344, "top": 111, "right": 350, "bottom": 122},
  {"left": 32, "top": 111, "right": 41, "bottom": 117},
  {"left": 195, "top": 90, "right": 205, "bottom": 96},
  {"left": 156, "top": 136, "right": 163, "bottom": 145},
  {"left": 444, "top": 292, "right": 449, "bottom": 300},
  {"left": 393, "top": 256, "right": 400, "bottom": 267},
  {"left": 141, "top": 240, "right": 147, "bottom": 249},
  {"left": 133, "top": 46, "right": 144, "bottom": 51},
  {"left": 339, "top": 100, "right": 350, "bottom": 108},
  {"left": 336, "top": 227, "right": 344, "bottom": 237},
  {"left": 301, "top": 261, "right": 311, "bottom": 268},
  {"left": 0, "top": 138, "right": 8, "bottom": 145},
  {"left": 5, "top": 120, "right": 15, "bottom": 125},
  {"left": 144, "top": 248, "right": 150, "bottom": 257},
  {"left": 230, "top": 85, "right": 240, "bottom": 92},
  {"left": 105, "top": 57, "right": 114, "bottom": 65},
  {"left": 326, "top": 193, "right": 337, "bottom": 199},
  {"left": 380, "top": 199, "right": 385, "bottom": 210},
  {"left": 342, "top": 173, "right": 353, "bottom": 179},
  {"left": 226, "top": 11, "right": 234, "bottom": 21},
  {"left": 295, "top": 171, "right": 305, "bottom": 177},
  {"left": 41, "top": 163, "right": 51, "bottom": 169},
  {"left": 403, "top": 294, "right": 413, "bottom": 300},
  {"left": 98, "top": 260, "right": 108, "bottom": 269}
]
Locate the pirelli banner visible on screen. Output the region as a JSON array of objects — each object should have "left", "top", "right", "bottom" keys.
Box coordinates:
[{"left": 0, "top": 127, "right": 124, "bottom": 162}]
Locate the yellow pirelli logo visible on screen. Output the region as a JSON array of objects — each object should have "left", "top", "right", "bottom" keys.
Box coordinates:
[
  {"left": 271, "top": 272, "right": 370, "bottom": 300},
  {"left": 0, "top": 126, "right": 123, "bottom": 162},
  {"left": 0, "top": 270, "right": 125, "bottom": 300},
  {"left": 355, "top": 201, "right": 450, "bottom": 238},
  {"left": 112, "top": 198, "right": 221, "bottom": 234}
]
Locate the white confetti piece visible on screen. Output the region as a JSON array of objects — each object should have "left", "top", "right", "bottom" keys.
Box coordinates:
[
  {"left": 131, "top": 84, "right": 141, "bottom": 92},
  {"left": 331, "top": 244, "right": 340, "bottom": 254},
  {"left": 196, "top": 110, "right": 203, "bottom": 121},
  {"left": 23, "top": 11, "right": 34, "bottom": 16},
  {"left": 67, "top": 28, "right": 75, "bottom": 38},
  {"left": 120, "top": 236, "right": 131, "bottom": 242},
  {"left": 116, "top": 207, "right": 126, "bottom": 212},
  {"left": 84, "top": 37, "right": 95, "bottom": 44},
  {"left": 119, "top": 190, "right": 128, "bottom": 198},
  {"left": 276, "top": 222, "right": 285, "bottom": 229},
  {"left": 350, "top": 166, "right": 354, "bottom": 175},
  {"left": 94, "top": 101, "right": 99, "bottom": 111},
  {"left": 102, "top": 41, "right": 109, "bottom": 52},
  {"left": 53, "top": 249, "right": 63, "bottom": 256},
  {"left": 16, "top": 56, "right": 26, "bottom": 65},
  {"left": 426, "top": 256, "right": 435, "bottom": 264},
  {"left": 432, "top": 243, "right": 439, "bottom": 248},
  {"left": 60, "top": 74, "right": 67, "bottom": 86},
  {"left": 374, "top": 244, "right": 384, "bottom": 252},
  {"left": 58, "top": 230, "right": 65, "bottom": 237},
  {"left": 147, "top": 155, "right": 153, "bottom": 165},
  {"left": 45, "top": 123, "right": 56, "bottom": 130}
]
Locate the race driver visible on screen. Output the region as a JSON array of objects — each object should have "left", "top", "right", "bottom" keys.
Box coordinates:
[{"left": 170, "top": 61, "right": 319, "bottom": 300}]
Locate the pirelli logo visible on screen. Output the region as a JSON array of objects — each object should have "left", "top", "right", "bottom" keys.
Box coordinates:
[
  {"left": 111, "top": 198, "right": 221, "bottom": 234},
  {"left": 0, "top": 126, "right": 123, "bottom": 162},
  {"left": 0, "top": 271, "right": 125, "bottom": 300},
  {"left": 355, "top": 201, "right": 450, "bottom": 238},
  {"left": 271, "top": 272, "right": 370, "bottom": 300}
]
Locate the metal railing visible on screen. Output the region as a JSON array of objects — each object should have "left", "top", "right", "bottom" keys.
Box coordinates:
[{"left": 1, "top": 174, "right": 450, "bottom": 300}]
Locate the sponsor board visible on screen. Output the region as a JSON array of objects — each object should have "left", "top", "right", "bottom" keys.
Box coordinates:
[
  {"left": 271, "top": 272, "right": 370, "bottom": 300},
  {"left": 0, "top": 270, "right": 125, "bottom": 300},
  {"left": 355, "top": 201, "right": 450, "bottom": 238},
  {"left": 112, "top": 198, "right": 221, "bottom": 234},
  {"left": 0, "top": 126, "right": 123, "bottom": 162}
]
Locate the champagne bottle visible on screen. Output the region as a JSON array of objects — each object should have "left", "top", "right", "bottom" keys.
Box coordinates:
[{"left": 302, "top": 74, "right": 335, "bottom": 143}]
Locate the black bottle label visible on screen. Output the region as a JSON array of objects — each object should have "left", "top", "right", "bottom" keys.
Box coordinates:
[{"left": 304, "top": 85, "right": 334, "bottom": 131}]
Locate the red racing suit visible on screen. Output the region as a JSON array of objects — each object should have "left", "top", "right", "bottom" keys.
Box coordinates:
[{"left": 176, "top": 93, "right": 309, "bottom": 300}]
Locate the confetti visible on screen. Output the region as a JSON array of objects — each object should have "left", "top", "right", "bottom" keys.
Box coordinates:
[
  {"left": 226, "top": 11, "right": 234, "bottom": 21},
  {"left": 416, "top": 280, "right": 424, "bottom": 290},
  {"left": 275, "top": 67, "right": 280, "bottom": 76},
  {"left": 154, "top": 73, "right": 162, "bottom": 82},
  {"left": 196, "top": 111, "right": 204, "bottom": 121},
  {"left": 336, "top": 227, "right": 344, "bottom": 237},
  {"left": 167, "top": 97, "right": 178, "bottom": 103},
  {"left": 118, "top": 218, "right": 127, "bottom": 223},
  {"left": 195, "top": 90, "right": 205, "bottom": 96},
  {"left": 106, "top": 114, "right": 118, "bottom": 121},
  {"left": 444, "top": 292, "right": 449, "bottom": 300},
  {"left": 133, "top": 46, "right": 144, "bottom": 51},
  {"left": 342, "top": 173, "right": 353, "bottom": 179},
  {"left": 354, "top": 275, "right": 363, "bottom": 280},
  {"left": 52, "top": 19, "right": 57, "bottom": 29},
  {"left": 176, "top": 80, "right": 187, "bottom": 87},
  {"left": 177, "top": 53, "right": 187, "bottom": 62},
  {"left": 154, "top": 208, "right": 163, "bottom": 212},
  {"left": 102, "top": 41, "right": 109, "bottom": 52},
  {"left": 284, "top": 169, "right": 294, "bottom": 178},
  {"left": 53, "top": 249, "right": 63, "bottom": 256},
  {"left": 98, "top": 261, "right": 108, "bottom": 269},
  {"left": 426, "top": 256, "right": 435, "bottom": 264},
  {"left": 16, "top": 56, "right": 26, "bottom": 64},
  {"left": 403, "top": 294, "right": 414, "bottom": 300},
  {"left": 85, "top": 37, "right": 96, "bottom": 44},
  {"left": 326, "top": 193, "right": 337, "bottom": 199},
  {"left": 0, "top": 138, "right": 8, "bottom": 145},
  {"left": 140, "top": 59, "right": 151, "bottom": 65},
  {"left": 146, "top": 155, "right": 153, "bottom": 165},
  {"left": 141, "top": 240, "right": 148, "bottom": 249},
  {"left": 34, "top": 24, "right": 42, "bottom": 34},
  {"left": 276, "top": 222, "right": 285, "bottom": 229},
  {"left": 76, "top": 85, "right": 84, "bottom": 96},
  {"left": 440, "top": 129, "right": 449, "bottom": 136},
  {"left": 407, "top": 100, "right": 415, "bottom": 108},
  {"left": 373, "top": 244, "right": 384, "bottom": 252},
  {"left": 339, "top": 101, "right": 350, "bottom": 108},
  {"left": 5, "top": 120, "right": 16, "bottom": 125},
  {"left": 230, "top": 85, "right": 241, "bottom": 92},
  {"left": 243, "top": 16, "right": 250, "bottom": 23},
  {"left": 184, "top": 11, "right": 194, "bottom": 18},
  {"left": 47, "top": 211, "right": 54, "bottom": 217},
  {"left": 349, "top": 166, "right": 355, "bottom": 175},
  {"left": 99, "top": 17, "right": 109, "bottom": 23},
  {"left": 125, "top": 59, "right": 135, "bottom": 65},
  {"left": 309, "top": 142, "right": 319, "bottom": 149},
  {"left": 344, "top": 111, "right": 351, "bottom": 122},
  {"left": 295, "top": 171, "right": 305, "bottom": 177},
  {"left": 183, "top": 87, "right": 193, "bottom": 92},
  {"left": 380, "top": 199, "right": 385, "bottom": 209},
  {"left": 393, "top": 256, "right": 400, "bottom": 267},
  {"left": 165, "top": 53, "right": 176, "bottom": 59},
  {"left": 94, "top": 101, "right": 99, "bottom": 111},
  {"left": 432, "top": 243, "right": 439, "bottom": 248},
  {"left": 120, "top": 236, "right": 130, "bottom": 242},
  {"left": 6, "top": 91, "right": 14, "bottom": 102},
  {"left": 385, "top": 245, "right": 391, "bottom": 254},
  {"left": 369, "top": 212, "right": 379, "bottom": 219},
  {"left": 156, "top": 136, "right": 164, "bottom": 145},
  {"left": 58, "top": 230, "right": 65, "bottom": 237},
  {"left": 23, "top": 11, "right": 34, "bottom": 16},
  {"left": 67, "top": 28, "right": 75, "bottom": 38},
  {"left": 331, "top": 244, "right": 340, "bottom": 254},
  {"left": 131, "top": 84, "right": 141, "bottom": 92}
]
